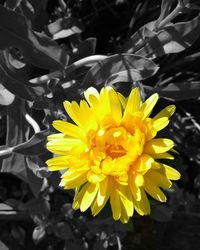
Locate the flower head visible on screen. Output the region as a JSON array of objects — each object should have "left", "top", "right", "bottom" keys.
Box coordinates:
[{"left": 46, "top": 87, "right": 180, "bottom": 223}]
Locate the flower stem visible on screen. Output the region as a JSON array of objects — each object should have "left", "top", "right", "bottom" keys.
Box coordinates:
[
  {"left": 0, "top": 147, "right": 14, "bottom": 158},
  {"left": 24, "top": 113, "right": 40, "bottom": 134},
  {"left": 30, "top": 55, "right": 107, "bottom": 84},
  {"left": 156, "top": 3, "right": 182, "bottom": 30}
]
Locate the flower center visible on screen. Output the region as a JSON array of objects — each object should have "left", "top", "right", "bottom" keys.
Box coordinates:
[
  {"left": 105, "top": 144, "right": 126, "bottom": 159},
  {"left": 85, "top": 122, "right": 146, "bottom": 183}
]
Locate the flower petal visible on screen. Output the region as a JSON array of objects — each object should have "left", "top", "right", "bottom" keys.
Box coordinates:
[
  {"left": 46, "top": 156, "right": 70, "bottom": 171},
  {"left": 134, "top": 189, "right": 150, "bottom": 215},
  {"left": 92, "top": 178, "right": 110, "bottom": 216},
  {"left": 159, "top": 164, "right": 181, "bottom": 180},
  {"left": 60, "top": 171, "right": 88, "bottom": 189},
  {"left": 153, "top": 105, "right": 176, "bottom": 120},
  {"left": 144, "top": 169, "right": 172, "bottom": 189},
  {"left": 124, "top": 88, "right": 140, "bottom": 116},
  {"left": 46, "top": 138, "right": 85, "bottom": 155},
  {"left": 144, "top": 177, "right": 167, "bottom": 202},
  {"left": 80, "top": 183, "right": 99, "bottom": 212},
  {"left": 110, "top": 181, "right": 121, "bottom": 220},
  {"left": 118, "top": 185, "right": 134, "bottom": 217},
  {"left": 140, "top": 93, "right": 159, "bottom": 119},
  {"left": 144, "top": 138, "right": 174, "bottom": 154},
  {"left": 152, "top": 105, "right": 176, "bottom": 131},
  {"left": 53, "top": 120, "right": 86, "bottom": 140}
]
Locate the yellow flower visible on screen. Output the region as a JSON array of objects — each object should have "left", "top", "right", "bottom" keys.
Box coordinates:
[{"left": 46, "top": 87, "right": 180, "bottom": 223}]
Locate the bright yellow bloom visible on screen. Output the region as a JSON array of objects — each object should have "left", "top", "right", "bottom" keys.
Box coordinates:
[{"left": 46, "top": 87, "right": 180, "bottom": 223}]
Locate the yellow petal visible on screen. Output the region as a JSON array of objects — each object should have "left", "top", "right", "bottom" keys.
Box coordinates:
[
  {"left": 134, "top": 189, "right": 150, "bottom": 215},
  {"left": 53, "top": 120, "right": 85, "bottom": 140},
  {"left": 108, "top": 88, "right": 122, "bottom": 124},
  {"left": 118, "top": 92, "right": 126, "bottom": 109},
  {"left": 151, "top": 152, "right": 174, "bottom": 160},
  {"left": 140, "top": 93, "right": 159, "bottom": 119},
  {"left": 46, "top": 138, "right": 85, "bottom": 155},
  {"left": 84, "top": 87, "right": 100, "bottom": 107},
  {"left": 129, "top": 181, "right": 141, "bottom": 201},
  {"left": 152, "top": 105, "right": 175, "bottom": 131},
  {"left": 144, "top": 170, "right": 172, "bottom": 189},
  {"left": 91, "top": 178, "right": 110, "bottom": 216},
  {"left": 47, "top": 133, "right": 65, "bottom": 141},
  {"left": 118, "top": 185, "right": 134, "bottom": 217},
  {"left": 159, "top": 164, "right": 181, "bottom": 180},
  {"left": 110, "top": 181, "right": 121, "bottom": 220},
  {"left": 120, "top": 204, "right": 130, "bottom": 224},
  {"left": 63, "top": 101, "right": 83, "bottom": 127},
  {"left": 87, "top": 171, "right": 105, "bottom": 183},
  {"left": 144, "top": 138, "right": 174, "bottom": 154},
  {"left": 153, "top": 105, "right": 176, "bottom": 120},
  {"left": 96, "top": 177, "right": 109, "bottom": 206},
  {"left": 80, "top": 183, "right": 99, "bottom": 212},
  {"left": 60, "top": 171, "right": 88, "bottom": 189},
  {"left": 135, "top": 154, "right": 154, "bottom": 174},
  {"left": 124, "top": 88, "right": 140, "bottom": 116},
  {"left": 72, "top": 184, "right": 88, "bottom": 210},
  {"left": 144, "top": 177, "right": 167, "bottom": 202},
  {"left": 46, "top": 156, "right": 69, "bottom": 171},
  {"left": 135, "top": 174, "right": 144, "bottom": 187},
  {"left": 153, "top": 117, "right": 169, "bottom": 131}
]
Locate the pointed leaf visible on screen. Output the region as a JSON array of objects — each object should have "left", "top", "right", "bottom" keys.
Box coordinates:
[
  {"left": 0, "top": 5, "right": 69, "bottom": 70},
  {"left": 13, "top": 130, "right": 49, "bottom": 155},
  {"left": 0, "top": 241, "right": 9, "bottom": 250},
  {"left": 47, "top": 17, "right": 84, "bottom": 40},
  {"left": 0, "top": 84, "right": 15, "bottom": 106},
  {"left": 0, "top": 51, "right": 49, "bottom": 101},
  {"left": 82, "top": 54, "right": 159, "bottom": 87},
  {"left": 1, "top": 98, "right": 29, "bottom": 181},
  {"left": 137, "top": 16, "right": 200, "bottom": 59},
  {"left": 145, "top": 81, "right": 200, "bottom": 101},
  {"left": 26, "top": 157, "right": 44, "bottom": 197}
]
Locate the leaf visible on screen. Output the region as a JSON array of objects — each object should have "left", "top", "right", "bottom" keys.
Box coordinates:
[
  {"left": 0, "top": 84, "right": 15, "bottom": 106},
  {"left": 0, "top": 5, "right": 69, "bottom": 70},
  {"left": 26, "top": 197, "right": 50, "bottom": 219},
  {"left": 123, "top": 15, "right": 200, "bottom": 59},
  {"left": 32, "top": 226, "right": 46, "bottom": 244},
  {"left": 1, "top": 98, "right": 29, "bottom": 181},
  {"left": 70, "top": 38, "right": 97, "bottom": 63},
  {"left": 11, "top": 225, "right": 26, "bottom": 245},
  {"left": 5, "top": 0, "right": 23, "bottom": 10},
  {"left": 82, "top": 54, "right": 159, "bottom": 86},
  {"left": 26, "top": 157, "right": 44, "bottom": 197},
  {"left": 93, "top": 240, "right": 108, "bottom": 250},
  {"left": 47, "top": 17, "right": 84, "bottom": 40},
  {"left": 26, "top": 156, "right": 50, "bottom": 179},
  {"left": 136, "top": 16, "right": 200, "bottom": 59},
  {"left": 13, "top": 130, "right": 48, "bottom": 155},
  {"left": 0, "top": 203, "right": 14, "bottom": 211},
  {"left": 30, "top": 0, "right": 48, "bottom": 31},
  {"left": 6, "top": 48, "right": 26, "bottom": 69},
  {"left": 145, "top": 81, "right": 200, "bottom": 101},
  {"left": 0, "top": 51, "right": 49, "bottom": 101},
  {"left": 122, "top": 21, "right": 156, "bottom": 54},
  {"left": 64, "top": 241, "right": 83, "bottom": 250},
  {"left": 156, "top": 0, "right": 175, "bottom": 26},
  {"left": 151, "top": 204, "right": 172, "bottom": 222},
  {"left": 0, "top": 241, "right": 9, "bottom": 250},
  {"left": 54, "top": 222, "right": 74, "bottom": 240}
]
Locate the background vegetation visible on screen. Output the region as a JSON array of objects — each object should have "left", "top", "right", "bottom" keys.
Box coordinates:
[{"left": 0, "top": 0, "right": 200, "bottom": 249}]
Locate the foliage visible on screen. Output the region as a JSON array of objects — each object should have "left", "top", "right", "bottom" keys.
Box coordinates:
[{"left": 0, "top": 0, "right": 200, "bottom": 249}]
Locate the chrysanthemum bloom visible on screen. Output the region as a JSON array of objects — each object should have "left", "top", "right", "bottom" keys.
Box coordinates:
[{"left": 46, "top": 87, "right": 180, "bottom": 223}]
